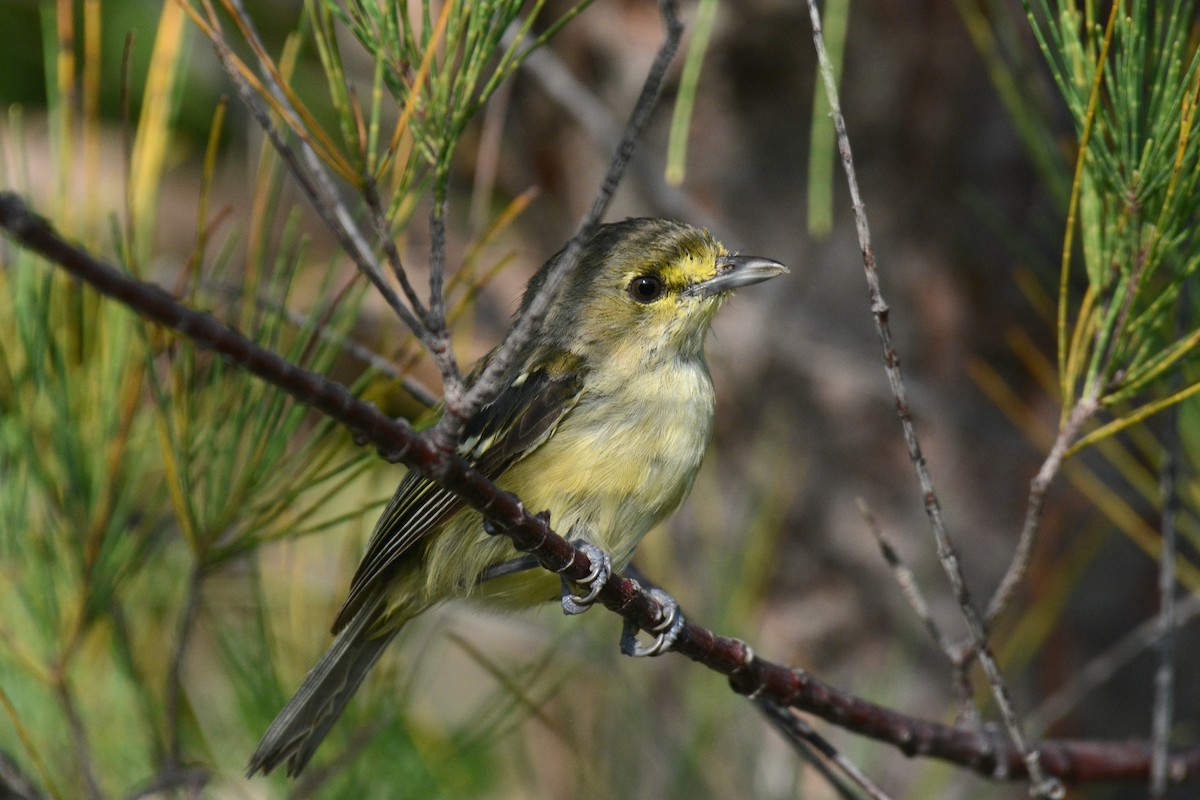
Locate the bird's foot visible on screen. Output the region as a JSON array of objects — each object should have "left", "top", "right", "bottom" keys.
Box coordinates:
[
  {"left": 620, "top": 588, "right": 684, "bottom": 657},
  {"left": 559, "top": 542, "right": 611, "bottom": 615}
]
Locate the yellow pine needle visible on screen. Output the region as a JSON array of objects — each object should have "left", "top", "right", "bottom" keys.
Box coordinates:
[
  {"left": 1062, "top": 284, "right": 1097, "bottom": 403},
  {"left": 187, "top": 98, "right": 227, "bottom": 287},
  {"left": 1057, "top": 1, "right": 1120, "bottom": 416},
  {"left": 85, "top": 360, "right": 149, "bottom": 568},
  {"left": 1070, "top": 378, "right": 1200, "bottom": 456},
  {"left": 178, "top": 0, "right": 357, "bottom": 184},
  {"left": 1067, "top": 458, "right": 1200, "bottom": 591},
  {"left": 1014, "top": 266, "right": 1056, "bottom": 324},
  {"left": 349, "top": 85, "right": 369, "bottom": 159},
  {"left": 967, "top": 356, "right": 1055, "bottom": 450},
  {"left": 1005, "top": 327, "right": 1059, "bottom": 397},
  {"left": 151, "top": 380, "right": 200, "bottom": 556},
  {"left": 129, "top": 2, "right": 187, "bottom": 250},
  {"left": 980, "top": 333, "right": 1165, "bottom": 505},
  {"left": 217, "top": 0, "right": 359, "bottom": 182},
  {"left": 456, "top": 186, "right": 540, "bottom": 282},
  {"left": 1106, "top": 320, "right": 1200, "bottom": 403},
  {"left": 82, "top": 0, "right": 102, "bottom": 236},
  {"left": 54, "top": 0, "right": 75, "bottom": 223}
]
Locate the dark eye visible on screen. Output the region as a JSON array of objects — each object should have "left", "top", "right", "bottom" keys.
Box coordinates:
[{"left": 627, "top": 275, "right": 665, "bottom": 303}]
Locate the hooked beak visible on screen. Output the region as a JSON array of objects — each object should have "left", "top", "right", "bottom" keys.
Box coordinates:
[{"left": 681, "top": 255, "right": 789, "bottom": 299}]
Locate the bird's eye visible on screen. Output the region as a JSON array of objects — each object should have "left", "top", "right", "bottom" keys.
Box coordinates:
[{"left": 627, "top": 275, "right": 665, "bottom": 303}]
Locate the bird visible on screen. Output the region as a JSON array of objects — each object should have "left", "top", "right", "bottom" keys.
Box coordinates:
[{"left": 248, "top": 217, "right": 787, "bottom": 777}]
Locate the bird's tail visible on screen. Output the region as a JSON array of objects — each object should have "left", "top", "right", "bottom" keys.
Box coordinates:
[{"left": 247, "top": 595, "right": 397, "bottom": 778}]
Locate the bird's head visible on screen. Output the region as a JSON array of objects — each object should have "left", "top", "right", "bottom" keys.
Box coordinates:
[{"left": 525, "top": 218, "right": 787, "bottom": 364}]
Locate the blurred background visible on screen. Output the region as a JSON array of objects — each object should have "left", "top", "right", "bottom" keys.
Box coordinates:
[{"left": 1, "top": 0, "right": 1196, "bottom": 798}]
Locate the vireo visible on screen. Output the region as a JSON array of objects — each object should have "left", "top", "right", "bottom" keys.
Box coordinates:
[{"left": 249, "top": 217, "right": 786, "bottom": 777}]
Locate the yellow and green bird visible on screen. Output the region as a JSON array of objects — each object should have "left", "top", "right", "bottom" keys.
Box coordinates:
[{"left": 249, "top": 217, "right": 786, "bottom": 777}]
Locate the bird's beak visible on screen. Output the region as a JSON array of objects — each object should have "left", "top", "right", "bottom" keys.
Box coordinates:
[{"left": 682, "top": 255, "right": 789, "bottom": 299}]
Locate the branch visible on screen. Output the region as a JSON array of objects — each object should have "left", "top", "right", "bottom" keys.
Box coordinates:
[
  {"left": 513, "top": 23, "right": 722, "bottom": 238},
  {"left": 5, "top": 192, "right": 1200, "bottom": 787},
  {"left": 804, "top": 0, "right": 1059, "bottom": 795},
  {"left": 985, "top": 396, "right": 1097, "bottom": 626}
]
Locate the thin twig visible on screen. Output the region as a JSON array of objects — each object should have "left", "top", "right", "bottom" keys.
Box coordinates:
[
  {"left": 1151, "top": 290, "right": 1186, "bottom": 798},
  {"left": 7, "top": 192, "right": 1200, "bottom": 786},
  {"left": 362, "top": 177, "right": 429, "bottom": 324},
  {"left": 425, "top": 192, "right": 459, "bottom": 394},
  {"left": 986, "top": 396, "right": 1097, "bottom": 626},
  {"left": 1029, "top": 592, "right": 1200, "bottom": 735},
  {"left": 857, "top": 498, "right": 954, "bottom": 658},
  {"left": 858, "top": 499, "right": 981, "bottom": 727},
  {"left": 803, "top": 2, "right": 1060, "bottom": 797},
  {"left": 433, "top": 0, "right": 686, "bottom": 450},
  {"left": 755, "top": 699, "right": 892, "bottom": 800},
  {"left": 514, "top": 25, "right": 722, "bottom": 237}
]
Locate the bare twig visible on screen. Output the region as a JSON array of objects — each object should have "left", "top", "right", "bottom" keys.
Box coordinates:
[
  {"left": 362, "top": 177, "right": 429, "bottom": 326},
  {"left": 514, "top": 25, "right": 722, "bottom": 237},
  {"left": 857, "top": 498, "right": 954, "bottom": 658},
  {"left": 985, "top": 396, "right": 1097, "bottom": 626},
  {"left": 1029, "top": 592, "right": 1200, "bottom": 735},
  {"left": 756, "top": 699, "right": 892, "bottom": 800},
  {"left": 858, "top": 499, "right": 981, "bottom": 728},
  {"left": 1151, "top": 425, "right": 1181, "bottom": 798},
  {"left": 7, "top": 191, "right": 1200, "bottom": 787},
  {"left": 1151, "top": 291, "right": 1186, "bottom": 798},
  {"left": 804, "top": 1, "right": 1060, "bottom": 796},
  {"left": 425, "top": 192, "right": 460, "bottom": 397}
]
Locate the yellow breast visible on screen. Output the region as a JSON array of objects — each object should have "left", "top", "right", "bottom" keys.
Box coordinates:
[{"left": 414, "top": 352, "right": 715, "bottom": 610}]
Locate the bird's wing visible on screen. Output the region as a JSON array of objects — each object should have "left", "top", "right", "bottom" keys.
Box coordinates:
[{"left": 331, "top": 356, "right": 585, "bottom": 632}]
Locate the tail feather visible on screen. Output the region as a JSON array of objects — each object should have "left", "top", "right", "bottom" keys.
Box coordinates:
[{"left": 248, "top": 596, "right": 397, "bottom": 778}]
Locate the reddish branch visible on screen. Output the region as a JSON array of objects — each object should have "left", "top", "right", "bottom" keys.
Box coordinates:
[{"left": 2, "top": 191, "right": 1198, "bottom": 786}]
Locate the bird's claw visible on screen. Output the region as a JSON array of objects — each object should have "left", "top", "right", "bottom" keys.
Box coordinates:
[
  {"left": 559, "top": 542, "right": 611, "bottom": 615},
  {"left": 620, "top": 588, "right": 684, "bottom": 657}
]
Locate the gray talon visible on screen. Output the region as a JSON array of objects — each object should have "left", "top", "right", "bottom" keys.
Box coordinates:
[
  {"left": 560, "top": 542, "right": 611, "bottom": 615},
  {"left": 620, "top": 588, "right": 683, "bottom": 657}
]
